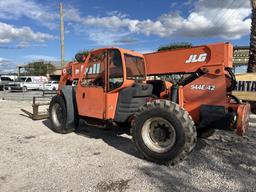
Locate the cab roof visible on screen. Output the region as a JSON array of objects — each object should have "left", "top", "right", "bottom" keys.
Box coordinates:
[{"left": 90, "top": 47, "right": 144, "bottom": 58}]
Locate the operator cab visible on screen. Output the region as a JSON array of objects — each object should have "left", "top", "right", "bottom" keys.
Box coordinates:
[
  {"left": 76, "top": 47, "right": 151, "bottom": 120},
  {"left": 80, "top": 47, "right": 146, "bottom": 92}
]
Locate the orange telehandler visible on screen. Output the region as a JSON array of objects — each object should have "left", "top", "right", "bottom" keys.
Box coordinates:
[{"left": 49, "top": 42, "right": 250, "bottom": 165}]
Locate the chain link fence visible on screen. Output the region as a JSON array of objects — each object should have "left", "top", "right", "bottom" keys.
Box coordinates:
[
  {"left": 0, "top": 85, "right": 56, "bottom": 101},
  {"left": 0, "top": 86, "right": 57, "bottom": 119}
]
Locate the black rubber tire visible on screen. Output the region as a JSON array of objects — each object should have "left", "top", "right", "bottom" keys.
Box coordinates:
[
  {"left": 131, "top": 99, "right": 197, "bottom": 165},
  {"left": 49, "top": 95, "right": 75, "bottom": 134}
]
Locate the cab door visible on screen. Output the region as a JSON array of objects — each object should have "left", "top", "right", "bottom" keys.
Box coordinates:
[{"left": 76, "top": 50, "right": 107, "bottom": 119}]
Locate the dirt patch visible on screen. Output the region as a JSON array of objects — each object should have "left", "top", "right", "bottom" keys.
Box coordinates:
[
  {"left": 10, "top": 136, "right": 29, "bottom": 144},
  {"left": 0, "top": 175, "right": 9, "bottom": 187},
  {"left": 0, "top": 176, "right": 7, "bottom": 182},
  {"left": 96, "top": 179, "right": 130, "bottom": 192},
  {"left": 24, "top": 136, "right": 36, "bottom": 140}
]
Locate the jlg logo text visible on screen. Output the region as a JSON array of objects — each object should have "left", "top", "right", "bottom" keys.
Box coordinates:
[{"left": 185, "top": 53, "right": 207, "bottom": 63}]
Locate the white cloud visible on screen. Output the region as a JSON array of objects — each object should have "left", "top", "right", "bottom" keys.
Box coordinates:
[
  {"left": 0, "top": 57, "right": 8, "bottom": 64},
  {"left": 170, "top": 2, "right": 178, "bottom": 8},
  {"left": 0, "top": 0, "right": 58, "bottom": 29},
  {"left": 87, "top": 30, "right": 138, "bottom": 46},
  {"left": 134, "top": 0, "right": 250, "bottom": 40},
  {"left": 64, "top": 6, "right": 83, "bottom": 23},
  {"left": 0, "top": 22, "right": 56, "bottom": 44},
  {"left": 106, "top": 11, "right": 128, "bottom": 18},
  {"left": 0, "top": 57, "right": 16, "bottom": 73},
  {"left": 66, "top": 0, "right": 251, "bottom": 43},
  {"left": 136, "top": 49, "right": 154, "bottom": 54},
  {"left": 24, "top": 55, "right": 58, "bottom": 61},
  {"left": 0, "top": 0, "right": 251, "bottom": 46},
  {"left": 82, "top": 16, "right": 139, "bottom": 32}
]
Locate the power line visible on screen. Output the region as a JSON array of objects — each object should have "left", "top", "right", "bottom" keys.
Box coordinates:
[
  {"left": 211, "top": 0, "right": 247, "bottom": 38},
  {"left": 209, "top": 0, "right": 236, "bottom": 28}
]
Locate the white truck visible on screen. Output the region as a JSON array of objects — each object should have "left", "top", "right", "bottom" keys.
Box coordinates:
[
  {"left": 8, "top": 76, "right": 48, "bottom": 91},
  {"left": 39, "top": 80, "right": 59, "bottom": 91},
  {"left": 0, "top": 76, "right": 13, "bottom": 90}
]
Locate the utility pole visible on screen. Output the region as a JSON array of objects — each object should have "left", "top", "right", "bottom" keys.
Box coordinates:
[
  {"left": 60, "top": 2, "right": 65, "bottom": 67},
  {"left": 248, "top": 0, "right": 256, "bottom": 72}
]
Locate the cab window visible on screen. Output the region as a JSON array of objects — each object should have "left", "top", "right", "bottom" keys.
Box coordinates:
[
  {"left": 81, "top": 51, "right": 106, "bottom": 87},
  {"left": 108, "top": 49, "right": 124, "bottom": 91},
  {"left": 124, "top": 54, "right": 145, "bottom": 80}
]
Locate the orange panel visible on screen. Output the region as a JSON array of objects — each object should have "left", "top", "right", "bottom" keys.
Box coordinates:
[
  {"left": 144, "top": 42, "right": 233, "bottom": 75},
  {"left": 76, "top": 87, "right": 105, "bottom": 119},
  {"left": 183, "top": 74, "right": 227, "bottom": 124},
  {"left": 105, "top": 92, "right": 119, "bottom": 119},
  {"left": 72, "top": 63, "right": 83, "bottom": 79}
]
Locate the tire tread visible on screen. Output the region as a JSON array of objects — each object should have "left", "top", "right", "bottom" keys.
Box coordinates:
[{"left": 131, "top": 99, "right": 197, "bottom": 165}]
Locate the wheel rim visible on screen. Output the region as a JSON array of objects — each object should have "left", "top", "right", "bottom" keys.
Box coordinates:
[
  {"left": 141, "top": 117, "right": 176, "bottom": 153},
  {"left": 52, "top": 103, "right": 64, "bottom": 127}
]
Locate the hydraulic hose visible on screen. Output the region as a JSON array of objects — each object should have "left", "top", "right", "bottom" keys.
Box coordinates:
[{"left": 225, "top": 68, "right": 237, "bottom": 91}]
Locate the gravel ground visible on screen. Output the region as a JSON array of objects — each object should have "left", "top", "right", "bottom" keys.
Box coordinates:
[{"left": 0, "top": 100, "right": 255, "bottom": 192}]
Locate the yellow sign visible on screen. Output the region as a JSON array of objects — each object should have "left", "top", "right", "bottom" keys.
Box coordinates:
[{"left": 233, "top": 73, "right": 256, "bottom": 101}]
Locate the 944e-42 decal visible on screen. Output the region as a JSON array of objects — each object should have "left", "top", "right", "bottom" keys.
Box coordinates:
[{"left": 191, "top": 84, "right": 215, "bottom": 91}]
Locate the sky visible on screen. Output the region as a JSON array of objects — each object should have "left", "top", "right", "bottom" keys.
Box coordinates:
[{"left": 0, "top": 0, "right": 252, "bottom": 73}]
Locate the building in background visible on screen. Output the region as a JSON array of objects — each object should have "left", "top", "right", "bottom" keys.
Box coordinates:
[
  {"left": 17, "top": 61, "right": 68, "bottom": 81},
  {"left": 233, "top": 46, "right": 249, "bottom": 74}
]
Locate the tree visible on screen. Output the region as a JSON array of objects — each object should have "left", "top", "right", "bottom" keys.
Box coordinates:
[
  {"left": 75, "top": 50, "right": 89, "bottom": 62},
  {"left": 248, "top": 0, "right": 256, "bottom": 73},
  {"left": 24, "top": 61, "right": 56, "bottom": 76},
  {"left": 157, "top": 42, "right": 192, "bottom": 52}
]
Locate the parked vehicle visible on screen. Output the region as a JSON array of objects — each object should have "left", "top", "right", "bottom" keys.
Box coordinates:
[
  {"left": 0, "top": 75, "right": 18, "bottom": 81},
  {"left": 39, "top": 81, "right": 59, "bottom": 91},
  {"left": 8, "top": 76, "right": 48, "bottom": 91},
  {"left": 0, "top": 76, "right": 13, "bottom": 90}
]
